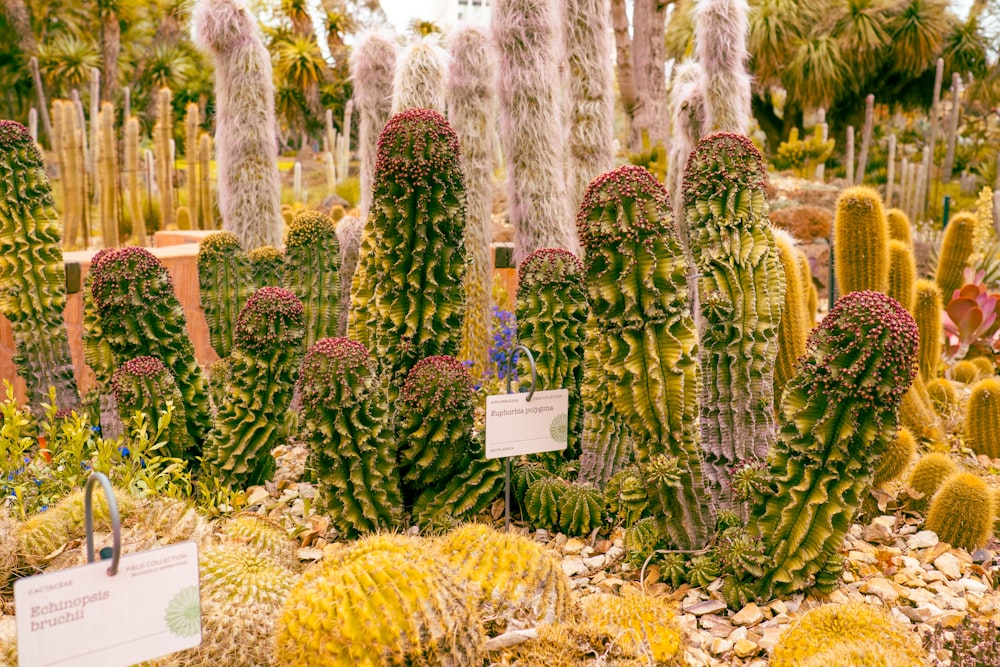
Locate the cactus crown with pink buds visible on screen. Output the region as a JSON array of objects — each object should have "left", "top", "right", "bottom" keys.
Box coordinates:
[
  {"left": 576, "top": 165, "right": 674, "bottom": 247},
  {"left": 111, "top": 356, "right": 170, "bottom": 401},
  {"left": 297, "top": 337, "right": 375, "bottom": 410},
  {"left": 0, "top": 120, "right": 38, "bottom": 158},
  {"left": 198, "top": 231, "right": 243, "bottom": 260},
  {"left": 517, "top": 248, "right": 585, "bottom": 290},
  {"left": 286, "top": 211, "right": 336, "bottom": 247},
  {"left": 234, "top": 287, "right": 304, "bottom": 353},
  {"left": 681, "top": 132, "right": 766, "bottom": 203},
  {"left": 374, "top": 108, "right": 462, "bottom": 186},
  {"left": 91, "top": 247, "right": 175, "bottom": 311},
  {"left": 400, "top": 355, "right": 474, "bottom": 414}
]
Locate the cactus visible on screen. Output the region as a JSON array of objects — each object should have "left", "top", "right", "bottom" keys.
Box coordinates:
[
  {"left": 887, "top": 239, "right": 917, "bottom": 312},
  {"left": 524, "top": 476, "right": 568, "bottom": 528},
  {"left": 0, "top": 509, "right": 15, "bottom": 591},
  {"left": 185, "top": 103, "right": 200, "bottom": 229},
  {"left": 247, "top": 245, "right": 284, "bottom": 288},
  {"left": 124, "top": 116, "right": 147, "bottom": 245},
  {"left": 436, "top": 522, "right": 572, "bottom": 632},
  {"left": 695, "top": 0, "right": 752, "bottom": 136},
  {"left": 577, "top": 164, "right": 709, "bottom": 549},
  {"left": 926, "top": 378, "right": 958, "bottom": 417},
  {"left": 410, "top": 434, "right": 504, "bottom": 532},
  {"left": 886, "top": 207, "right": 912, "bottom": 245},
  {"left": 15, "top": 509, "right": 71, "bottom": 570},
  {"left": 577, "top": 316, "right": 629, "bottom": 487},
  {"left": 346, "top": 219, "right": 377, "bottom": 349},
  {"left": 81, "top": 250, "right": 117, "bottom": 391},
  {"left": 558, "top": 483, "right": 605, "bottom": 536},
  {"left": 193, "top": 0, "right": 282, "bottom": 249},
  {"left": 511, "top": 460, "right": 548, "bottom": 508},
  {"left": 908, "top": 452, "right": 957, "bottom": 505},
  {"left": 199, "top": 132, "right": 214, "bottom": 228},
  {"left": 770, "top": 602, "right": 927, "bottom": 667},
  {"left": 872, "top": 426, "right": 916, "bottom": 488},
  {"left": 153, "top": 87, "right": 174, "bottom": 231},
  {"left": 686, "top": 553, "right": 721, "bottom": 588},
  {"left": 176, "top": 205, "right": 192, "bottom": 231},
  {"left": 111, "top": 356, "right": 190, "bottom": 460},
  {"left": 97, "top": 102, "right": 120, "bottom": 246},
  {"left": 515, "top": 248, "right": 588, "bottom": 468},
  {"left": 220, "top": 513, "right": 298, "bottom": 570},
  {"left": 667, "top": 60, "right": 707, "bottom": 262},
  {"left": 90, "top": 246, "right": 212, "bottom": 450},
  {"left": 797, "top": 642, "right": 917, "bottom": 667},
  {"left": 274, "top": 548, "right": 484, "bottom": 667},
  {"left": 369, "top": 109, "right": 467, "bottom": 399},
  {"left": 935, "top": 211, "right": 977, "bottom": 300},
  {"left": 578, "top": 590, "right": 683, "bottom": 663},
  {"left": 683, "top": 133, "right": 785, "bottom": 512},
  {"left": 297, "top": 337, "right": 401, "bottom": 536},
  {"left": 833, "top": 186, "right": 890, "bottom": 295},
  {"left": 448, "top": 27, "right": 497, "bottom": 381},
  {"left": 623, "top": 516, "right": 662, "bottom": 566},
  {"left": 0, "top": 120, "right": 78, "bottom": 411},
  {"left": 350, "top": 32, "right": 396, "bottom": 222},
  {"left": 205, "top": 287, "right": 304, "bottom": 486},
  {"left": 749, "top": 291, "right": 919, "bottom": 598},
  {"left": 198, "top": 231, "right": 252, "bottom": 358},
  {"left": 951, "top": 359, "right": 981, "bottom": 384},
  {"left": 914, "top": 279, "right": 942, "bottom": 382},
  {"left": 605, "top": 466, "right": 648, "bottom": 527},
  {"left": 926, "top": 471, "right": 994, "bottom": 551},
  {"left": 492, "top": 0, "right": 577, "bottom": 264},
  {"left": 965, "top": 377, "right": 1000, "bottom": 459},
  {"left": 972, "top": 355, "right": 995, "bottom": 377},
  {"left": 207, "top": 356, "right": 231, "bottom": 410},
  {"left": 391, "top": 35, "right": 447, "bottom": 114},
  {"left": 334, "top": 215, "right": 363, "bottom": 335},
  {"left": 773, "top": 229, "right": 810, "bottom": 403},
  {"left": 283, "top": 211, "right": 340, "bottom": 349}
]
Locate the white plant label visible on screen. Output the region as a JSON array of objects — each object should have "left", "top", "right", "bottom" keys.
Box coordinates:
[
  {"left": 485, "top": 389, "right": 570, "bottom": 458},
  {"left": 15, "top": 541, "right": 201, "bottom": 667}
]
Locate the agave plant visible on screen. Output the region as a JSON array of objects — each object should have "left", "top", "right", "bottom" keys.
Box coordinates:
[{"left": 942, "top": 268, "right": 1000, "bottom": 361}]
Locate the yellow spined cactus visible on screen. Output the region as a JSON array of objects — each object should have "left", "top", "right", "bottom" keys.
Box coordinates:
[
  {"left": 898, "top": 375, "right": 944, "bottom": 443},
  {"left": 908, "top": 452, "right": 958, "bottom": 505},
  {"left": 872, "top": 427, "right": 916, "bottom": 488},
  {"left": 0, "top": 509, "right": 16, "bottom": 592},
  {"left": 436, "top": 522, "right": 571, "bottom": 632},
  {"left": 495, "top": 620, "right": 658, "bottom": 666},
  {"left": 274, "top": 549, "right": 484, "bottom": 666},
  {"left": 951, "top": 359, "right": 981, "bottom": 384},
  {"left": 16, "top": 509, "right": 71, "bottom": 570},
  {"left": 134, "top": 496, "right": 209, "bottom": 545},
  {"left": 886, "top": 239, "right": 916, "bottom": 312},
  {"left": 321, "top": 531, "right": 427, "bottom": 568},
  {"left": 220, "top": 513, "right": 298, "bottom": 570},
  {"left": 770, "top": 602, "right": 926, "bottom": 667},
  {"left": 965, "top": 377, "right": 1000, "bottom": 459},
  {"left": 578, "top": 589, "right": 684, "bottom": 662},
  {"left": 926, "top": 472, "right": 995, "bottom": 551},
  {"left": 971, "top": 356, "right": 995, "bottom": 378},
  {"left": 51, "top": 486, "right": 136, "bottom": 536},
  {"left": 833, "top": 186, "right": 889, "bottom": 295},
  {"left": 935, "top": 211, "right": 977, "bottom": 301},
  {"left": 773, "top": 229, "right": 809, "bottom": 402},
  {"left": 885, "top": 208, "right": 912, "bottom": 246},
  {"left": 798, "top": 251, "right": 818, "bottom": 328},
  {"left": 926, "top": 378, "right": 958, "bottom": 418},
  {"left": 797, "top": 640, "right": 914, "bottom": 667},
  {"left": 0, "top": 615, "right": 15, "bottom": 667},
  {"left": 914, "top": 280, "right": 942, "bottom": 382}
]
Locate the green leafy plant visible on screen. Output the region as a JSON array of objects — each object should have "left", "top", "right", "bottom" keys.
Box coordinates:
[{"left": 772, "top": 126, "right": 835, "bottom": 178}]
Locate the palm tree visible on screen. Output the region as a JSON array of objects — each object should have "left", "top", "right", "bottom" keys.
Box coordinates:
[
  {"left": 828, "top": 0, "right": 894, "bottom": 88},
  {"left": 408, "top": 19, "right": 441, "bottom": 37},
  {"left": 272, "top": 35, "right": 327, "bottom": 133},
  {"left": 36, "top": 33, "right": 101, "bottom": 96},
  {"left": 888, "top": 0, "right": 951, "bottom": 77}
]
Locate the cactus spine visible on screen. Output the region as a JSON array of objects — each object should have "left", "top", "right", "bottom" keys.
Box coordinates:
[
  {"left": 205, "top": 287, "right": 304, "bottom": 486},
  {"left": 914, "top": 280, "right": 942, "bottom": 382},
  {"left": 965, "top": 377, "right": 1000, "bottom": 459},
  {"left": 0, "top": 121, "right": 78, "bottom": 411},
  {"left": 185, "top": 103, "right": 200, "bottom": 229},
  {"left": 887, "top": 239, "right": 917, "bottom": 312},
  {"left": 82, "top": 249, "right": 116, "bottom": 390},
  {"left": 926, "top": 472, "right": 995, "bottom": 551},
  {"left": 773, "top": 229, "right": 809, "bottom": 403},
  {"left": 197, "top": 231, "right": 252, "bottom": 358},
  {"left": 298, "top": 338, "right": 401, "bottom": 536},
  {"left": 124, "top": 116, "right": 146, "bottom": 245},
  {"left": 872, "top": 426, "right": 916, "bottom": 488},
  {"left": 111, "top": 356, "right": 189, "bottom": 460},
  {"left": 493, "top": 0, "right": 577, "bottom": 263},
  {"left": 833, "top": 186, "right": 890, "bottom": 295},
  {"left": 283, "top": 211, "right": 340, "bottom": 350},
  {"left": 154, "top": 87, "right": 174, "bottom": 231},
  {"left": 683, "top": 133, "right": 785, "bottom": 512},
  {"left": 350, "top": 32, "right": 396, "bottom": 222},
  {"left": 392, "top": 35, "right": 447, "bottom": 114},
  {"left": 886, "top": 208, "right": 912, "bottom": 245},
  {"left": 694, "top": 0, "right": 752, "bottom": 136},
  {"left": 97, "top": 101, "right": 119, "bottom": 247},
  {"left": 577, "top": 165, "right": 710, "bottom": 549},
  {"left": 935, "top": 211, "right": 977, "bottom": 300},
  {"left": 750, "top": 291, "right": 919, "bottom": 597},
  {"left": 199, "top": 132, "right": 213, "bottom": 228},
  {"left": 334, "top": 215, "right": 363, "bottom": 335},
  {"left": 908, "top": 452, "right": 958, "bottom": 504},
  {"left": 577, "top": 316, "right": 629, "bottom": 487},
  {"left": 448, "top": 27, "right": 497, "bottom": 381},
  {"left": 193, "top": 0, "right": 282, "bottom": 249}
]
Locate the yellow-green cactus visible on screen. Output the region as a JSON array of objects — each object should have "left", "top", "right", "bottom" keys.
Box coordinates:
[
  {"left": 926, "top": 378, "right": 958, "bottom": 417},
  {"left": 908, "top": 452, "right": 958, "bottom": 505},
  {"left": 220, "top": 513, "right": 298, "bottom": 570},
  {"left": 935, "top": 211, "right": 977, "bottom": 300},
  {"left": 833, "top": 186, "right": 890, "bottom": 295},
  {"left": 872, "top": 427, "right": 916, "bottom": 488},
  {"left": 605, "top": 466, "right": 648, "bottom": 527},
  {"left": 578, "top": 589, "right": 684, "bottom": 662},
  {"left": 197, "top": 231, "right": 251, "bottom": 358},
  {"left": 495, "top": 620, "right": 659, "bottom": 666},
  {"left": 797, "top": 640, "right": 918, "bottom": 667},
  {"left": 578, "top": 315, "right": 629, "bottom": 488},
  {"left": 965, "top": 377, "right": 1000, "bottom": 459},
  {"left": 247, "top": 245, "right": 284, "bottom": 288},
  {"left": 887, "top": 239, "right": 916, "bottom": 312},
  {"left": 773, "top": 228, "right": 810, "bottom": 405},
  {"left": 951, "top": 359, "right": 982, "bottom": 384},
  {"left": 972, "top": 356, "right": 995, "bottom": 377},
  {"left": 524, "top": 476, "right": 569, "bottom": 529},
  {"left": 112, "top": 356, "right": 190, "bottom": 460},
  {"left": 926, "top": 472, "right": 995, "bottom": 551},
  {"left": 914, "top": 280, "right": 943, "bottom": 382},
  {"left": 899, "top": 375, "right": 945, "bottom": 443},
  {"left": 885, "top": 208, "right": 912, "bottom": 246},
  {"left": 15, "top": 509, "right": 71, "bottom": 570},
  {"left": 557, "top": 483, "right": 605, "bottom": 537},
  {"left": 283, "top": 211, "right": 340, "bottom": 350}
]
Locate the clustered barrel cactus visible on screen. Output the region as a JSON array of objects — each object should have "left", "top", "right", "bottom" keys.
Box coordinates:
[
  {"left": 111, "top": 356, "right": 189, "bottom": 460},
  {"left": 197, "top": 231, "right": 251, "bottom": 358},
  {"left": 204, "top": 287, "right": 304, "bottom": 486},
  {"left": 283, "top": 211, "right": 340, "bottom": 350}
]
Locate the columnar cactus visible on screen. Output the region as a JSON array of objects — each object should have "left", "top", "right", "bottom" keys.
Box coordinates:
[
  {"left": 204, "top": 287, "right": 304, "bottom": 486},
  {"left": 448, "top": 26, "right": 497, "bottom": 381},
  {"left": 886, "top": 207, "right": 912, "bottom": 245},
  {"left": 935, "top": 211, "right": 977, "bottom": 300},
  {"left": 193, "top": 0, "right": 282, "bottom": 249},
  {"left": 90, "top": 246, "right": 212, "bottom": 450},
  {"left": 750, "top": 291, "right": 918, "bottom": 598},
  {"left": 515, "top": 248, "right": 588, "bottom": 468},
  {"left": 112, "top": 356, "right": 189, "bottom": 460},
  {"left": 391, "top": 35, "right": 447, "bottom": 114},
  {"left": 0, "top": 120, "right": 78, "bottom": 411},
  {"left": 369, "top": 109, "right": 467, "bottom": 399},
  {"left": 926, "top": 472, "right": 995, "bottom": 551},
  {"left": 346, "top": 221, "right": 377, "bottom": 350},
  {"left": 965, "top": 377, "right": 1000, "bottom": 459},
  {"left": 247, "top": 245, "right": 284, "bottom": 288},
  {"left": 124, "top": 116, "right": 146, "bottom": 245},
  {"left": 578, "top": 315, "right": 630, "bottom": 487},
  {"left": 887, "top": 239, "right": 917, "bottom": 312},
  {"left": 872, "top": 426, "right": 916, "bottom": 488},
  {"left": 350, "top": 31, "right": 397, "bottom": 222},
  {"left": 914, "top": 280, "right": 942, "bottom": 382},
  {"left": 773, "top": 229, "right": 809, "bottom": 403},
  {"left": 682, "top": 133, "right": 785, "bottom": 511},
  {"left": 82, "top": 249, "right": 116, "bottom": 391},
  {"left": 493, "top": 0, "right": 577, "bottom": 263},
  {"left": 334, "top": 215, "right": 363, "bottom": 335},
  {"left": 577, "top": 165, "right": 710, "bottom": 549},
  {"left": 694, "top": 0, "right": 752, "bottom": 136},
  {"left": 833, "top": 186, "right": 890, "bottom": 295},
  {"left": 184, "top": 103, "right": 200, "bottom": 229},
  {"left": 153, "top": 88, "right": 174, "bottom": 232},
  {"left": 198, "top": 231, "right": 252, "bottom": 358},
  {"left": 283, "top": 211, "right": 340, "bottom": 350},
  {"left": 297, "top": 337, "right": 401, "bottom": 536}
]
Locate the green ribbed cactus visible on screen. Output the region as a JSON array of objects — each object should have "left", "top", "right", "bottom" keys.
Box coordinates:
[
  {"left": 207, "top": 356, "right": 231, "bottom": 410},
  {"left": 887, "top": 239, "right": 916, "bottom": 312},
  {"left": 205, "top": 287, "right": 304, "bottom": 486},
  {"left": 247, "top": 245, "right": 284, "bottom": 288},
  {"left": 872, "top": 426, "right": 916, "bottom": 488},
  {"left": 965, "top": 377, "right": 1000, "bottom": 459},
  {"left": 774, "top": 229, "right": 809, "bottom": 403},
  {"left": 577, "top": 315, "right": 629, "bottom": 487},
  {"left": 512, "top": 459, "right": 549, "bottom": 507},
  {"left": 82, "top": 249, "right": 117, "bottom": 390},
  {"left": 284, "top": 211, "right": 340, "bottom": 349},
  {"left": 524, "top": 476, "right": 568, "bottom": 529},
  {"left": 926, "top": 472, "right": 994, "bottom": 551},
  {"left": 198, "top": 231, "right": 251, "bottom": 358},
  {"left": 346, "top": 220, "right": 377, "bottom": 351},
  {"left": 935, "top": 211, "right": 977, "bottom": 300},
  {"left": 112, "top": 356, "right": 189, "bottom": 460},
  {"left": 297, "top": 337, "right": 401, "bottom": 536},
  {"left": 623, "top": 516, "right": 661, "bottom": 567},
  {"left": 577, "top": 164, "right": 710, "bottom": 550},
  {"left": 833, "top": 186, "right": 890, "bottom": 295},
  {"left": 370, "top": 109, "right": 467, "bottom": 400},
  {"left": 0, "top": 120, "right": 78, "bottom": 411},
  {"left": 749, "top": 291, "right": 918, "bottom": 598},
  {"left": 515, "top": 248, "right": 588, "bottom": 470},
  {"left": 605, "top": 465, "right": 648, "bottom": 527},
  {"left": 558, "top": 483, "right": 605, "bottom": 536},
  {"left": 886, "top": 208, "right": 912, "bottom": 245},
  {"left": 220, "top": 513, "right": 298, "bottom": 570},
  {"left": 914, "top": 279, "right": 942, "bottom": 382},
  {"left": 682, "top": 133, "right": 785, "bottom": 512},
  {"left": 91, "top": 247, "right": 212, "bottom": 451},
  {"left": 908, "top": 452, "right": 958, "bottom": 505}
]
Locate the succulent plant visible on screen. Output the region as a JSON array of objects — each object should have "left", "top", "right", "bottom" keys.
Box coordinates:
[
  {"left": 557, "top": 483, "right": 605, "bottom": 536},
  {"left": 15, "top": 509, "right": 71, "bottom": 570},
  {"left": 899, "top": 374, "right": 945, "bottom": 443},
  {"left": 436, "top": 522, "right": 572, "bottom": 633},
  {"left": 577, "top": 315, "right": 629, "bottom": 488},
  {"left": 204, "top": 287, "right": 304, "bottom": 486},
  {"left": 81, "top": 249, "right": 117, "bottom": 391},
  {"left": 284, "top": 211, "right": 341, "bottom": 350},
  {"left": 942, "top": 268, "right": 1000, "bottom": 361},
  {"left": 297, "top": 337, "right": 401, "bottom": 537},
  {"left": 914, "top": 279, "right": 943, "bottom": 382},
  {"left": 350, "top": 32, "right": 396, "bottom": 222},
  {"left": 512, "top": 459, "right": 549, "bottom": 508},
  {"left": 90, "top": 246, "right": 212, "bottom": 451},
  {"left": 0, "top": 120, "right": 78, "bottom": 411},
  {"left": 334, "top": 215, "right": 364, "bottom": 336},
  {"left": 515, "top": 248, "right": 588, "bottom": 469},
  {"left": 346, "top": 220, "right": 377, "bottom": 351},
  {"left": 908, "top": 452, "right": 958, "bottom": 506},
  {"left": 749, "top": 291, "right": 919, "bottom": 598},
  {"left": 111, "top": 356, "right": 190, "bottom": 460},
  {"left": 770, "top": 602, "right": 927, "bottom": 667},
  {"left": 951, "top": 359, "right": 982, "bottom": 384},
  {"left": 773, "top": 229, "right": 810, "bottom": 403},
  {"left": 872, "top": 426, "right": 917, "bottom": 489},
  {"left": 207, "top": 356, "right": 231, "bottom": 410},
  {"left": 926, "top": 378, "right": 958, "bottom": 417},
  {"left": 247, "top": 245, "right": 284, "bottom": 288},
  {"left": 935, "top": 211, "right": 977, "bottom": 303},
  {"left": 391, "top": 35, "right": 447, "bottom": 114},
  {"left": 686, "top": 553, "right": 721, "bottom": 588},
  {"left": 926, "top": 616, "right": 1000, "bottom": 667},
  {"left": 887, "top": 239, "right": 917, "bottom": 312},
  {"left": 577, "top": 164, "right": 710, "bottom": 550},
  {"left": 682, "top": 132, "right": 785, "bottom": 513},
  {"left": 605, "top": 466, "right": 648, "bottom": 527},
  {"left": 198, "top": 231, "right": 251, "bottom": 358},
  {"left": 926, "top": 472, "right": 994, "bottom": 551},
  {"left": 623, "top": 516, "right": 661, "bottom": 567},
  {"left": 524, "top": 476, "right": 569, "bottom": 529},
  {"left": 965, "top": 377, "right": 1000, "bottom": 459},
  {"left": 886, "top": 207, "right": 912, "bottom": 245},
  {"left": 833, "top": 186, "right": 890, "bottom": 295},
  {"left": 578, "top": 590, "right": 683, "bottom": 663},
  {"left": 368, "top": 109, "right": 467, "bottom": 401},
  {"left": 494, "top": 619, "right": 665, "bottom": 666},
  {"left": 972, "top": 356, "right": 995, "bottom": 377},
  {"left": 220, "top": 513, "right": 297, "bottom": 570}
]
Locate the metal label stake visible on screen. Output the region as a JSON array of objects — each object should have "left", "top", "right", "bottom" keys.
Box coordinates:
[
  {"left": 84, "top": 471, "right": 122, "bottom": 576},
  {"left": 503, "top": 344, "right": 538, "bottom": 532}
]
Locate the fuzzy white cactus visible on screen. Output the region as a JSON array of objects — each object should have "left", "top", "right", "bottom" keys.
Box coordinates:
[{"left": 392, "top": 34, "right": 449, "bottom": 115}]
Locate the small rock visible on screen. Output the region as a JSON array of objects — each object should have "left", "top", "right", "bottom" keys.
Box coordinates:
[
  {"left": 606, "top": 545, "right": 625, "bottom": 562},
  {"left": 564, "top": 538, "right": 586, "bottom": 555},
  {"left": 906, "top": 530, "right": 939, "bottom": 550},
  {"left": 864, "top": 517, "right": 894, "bottom": 544},
  {"left": 859, "top": 577, "right": 899, "bottom": 603},
  {"left": 685, "top": 599, "right": 727, "bottom": 616},
  {"left": 767, "top": 599, "right": 788, "bottom": 615},
  {"left": 733, "top": 639, "right": 758, "bottom": 658},
  {"left": 758, "top": 627, "right": 785, "bottom": 653},
  {"left": 597, "top": 577, "right": 625, "bottom": 592},
  {"left": 581, "top": 546, "right": 594, "bottom": 558},
  {"left": 534, "top": 529, "right": 550, "bottom": 542},
  {"left": 710, "top": 638, "right": 733, "bottom": 655},
  {"left": 297, "top": 547, "right": 323, "bottom": 561},
  {"left": 934, "top": 552, "right": 962, "bottom": 580},
  {"left": 570, "top": 577, "right": 590, "bottom": 590},
  {"left": 973, "top": 548, "right": 994, "bottom": 564},
  {"left": 958, "top": 578, "right": 988, "bottom": 594},
  {"left": 936, "top": 611, "right": 967, "bottom": 628},
  {"left": 246, "top": 486, "right": 271, "bottom": 506},
  {"left": 561, "top": 556, "right": 587, "bottom": 577},
  {"left": 594, "top": 539, "right": 612, "bottom": 554},
  {"left": 731, "top": 602, "right": 764, "bottom": 627},
  {"left": 899, "top": 606, "right": 934, "bottom": 623},
  {"left": 583, "top": 554, "right": 606, "bottom": 570},
  {"left": 729, "top": 626, "right": 748, "bottom": 642}
]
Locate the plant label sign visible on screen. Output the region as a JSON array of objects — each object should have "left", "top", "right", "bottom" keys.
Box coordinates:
[
  {"left": 14, "top": 541, "right": 201, "bottom": 667},
  {"left": 485, "top": 389, "right": 570, "bottom": 458}
]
